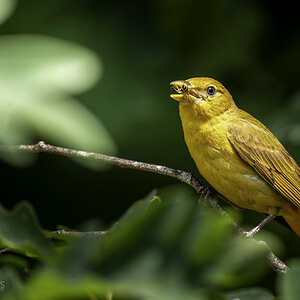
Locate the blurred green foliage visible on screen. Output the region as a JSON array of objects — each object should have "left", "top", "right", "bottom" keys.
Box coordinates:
[
  {"left": 0, "top": 5, "right": 115, "bottom": 167},
  {"left": 0, "top": 0, "right": 16, "bottom": 26},
  {"left": 0, "top": 187, "right": 285, "bottom": 299},
  {"left": 278, "top": 259, "right": 300, "bottom": 300},
  {"left": 0, "top": 201, "right": 53, "bottom": 258},
  {"left": 0, "top": 0, "right": 299, "bottom": 299}
]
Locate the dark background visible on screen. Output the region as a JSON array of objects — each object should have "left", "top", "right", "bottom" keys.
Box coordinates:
[{"left": 0, "top": 0, "right": 299, "bottom": 261}]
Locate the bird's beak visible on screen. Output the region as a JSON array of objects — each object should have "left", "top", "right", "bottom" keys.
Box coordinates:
[
  {"left": 170, "top": 80, "right": 203, "bottom": 104},
  {"left": 170, "top": 80, "right": 190, "bottom": 102}
]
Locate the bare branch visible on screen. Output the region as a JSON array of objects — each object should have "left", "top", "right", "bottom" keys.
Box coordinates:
[
  {"left": 0, "top": 141, "right": 288, "bottom": 273},
  {"left": 48, "top": 229, "right": 106, "bottom": 238},
  {"left": 6, "top": 141, "right": 202, "bottom": 191}
]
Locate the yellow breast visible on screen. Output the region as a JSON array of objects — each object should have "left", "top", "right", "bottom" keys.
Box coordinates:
[{"left": 179, "top": 103, "right": 284, "bottom": 214}]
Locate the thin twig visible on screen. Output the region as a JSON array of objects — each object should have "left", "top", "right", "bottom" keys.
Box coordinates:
[
  {"left": 15, "top": 141, "right": 202, "bottom": 191},
  {"left": 51, "top": 229, "right": 106, "bottom": 236},
  {"left": 0, "top": 141, "right": 288, "bottom": 273}
]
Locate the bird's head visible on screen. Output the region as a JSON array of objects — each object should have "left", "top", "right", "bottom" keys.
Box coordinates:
[{"left": 170, "top": 77, "right": 236, "bottom": 119}]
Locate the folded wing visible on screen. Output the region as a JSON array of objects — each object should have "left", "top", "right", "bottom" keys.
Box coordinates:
[{"left": 227, "top": 116, "right": 300, "bottom": 207}]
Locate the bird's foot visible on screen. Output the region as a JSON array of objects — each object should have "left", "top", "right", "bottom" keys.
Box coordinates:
[
  {"left": 242, "top": 210, "right": 277, "bottom": 238},
  {"left": 196, "top": 186, "right": 243, "bottom": 210},
  {"left": 197, "top": 186, "right": 215, "bottom": 206},
  {"left": 243, "top": 226, "right": 261, "bottom": 238}
]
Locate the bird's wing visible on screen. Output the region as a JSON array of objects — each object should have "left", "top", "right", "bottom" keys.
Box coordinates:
[{"left": 227, "top": 117, "right": 300, "bottom": 207}]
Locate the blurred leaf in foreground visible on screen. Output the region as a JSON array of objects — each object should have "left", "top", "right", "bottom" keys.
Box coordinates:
[
  {"left": 1, "top": 270, "right": 112, "bottom": 300},
  {"left": 1, "top": 186, "right": 279, "bottom": 299},
  {"left": 0, "top": 201, "right": 53, "bottom": 258},
  {"left": 0, "top": 34, "right": 116, "bottom": 169},
  {"left": 3, "top": 185, "right": 278, "bottom": 300},
  {"left": 0, "top": 0, "right": 17, "bottom": 26},
  {"left": 277, "top": 259, "right": 300, "bottom": 300}
]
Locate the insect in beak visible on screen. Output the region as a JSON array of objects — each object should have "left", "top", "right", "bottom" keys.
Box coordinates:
[
  {"left": 170, "top": 80, "right": 203, "bottom": 103},
  {"left": 170, "top": 80, "right": 190, "bottom": 102}
]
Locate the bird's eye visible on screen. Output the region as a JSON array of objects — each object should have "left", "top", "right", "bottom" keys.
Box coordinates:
[{"left": 206, "top": 86, "right": 216, "bottom": 96}]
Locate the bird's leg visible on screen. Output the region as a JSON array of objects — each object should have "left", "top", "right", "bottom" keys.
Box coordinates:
[
  {"left": 244, "top": 215, "right": 276, "bottom": 237},
  {"left": 244, "top": 207, "right": 279, "bottom": 238}
]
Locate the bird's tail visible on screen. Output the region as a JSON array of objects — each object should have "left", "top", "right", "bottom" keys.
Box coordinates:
[{"left": 283, "top": 206, "right": 300, "bottom": 238}]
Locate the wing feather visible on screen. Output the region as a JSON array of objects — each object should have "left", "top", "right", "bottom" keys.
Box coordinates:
[{"left": 228, "top": 117, "right": 300, "bottom": 207}]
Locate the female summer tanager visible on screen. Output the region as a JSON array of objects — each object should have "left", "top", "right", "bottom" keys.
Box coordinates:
[{"left": 170, "top": 77, "right": 300, "bottom": 237}]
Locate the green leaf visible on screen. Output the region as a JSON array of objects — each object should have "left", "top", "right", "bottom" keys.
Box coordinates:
[
  {"left": 0, "top": 35, "right": 102, "bottom": 94},
  {"left": 2, "top": 271, "right": 112, "bottom": 300},
  {"left": 207, "top": 236, "right": 270, "bottom": 288},
  {"left": 184, "top": 206, "right": 234, "bottom": 266},
  {"left": 226, "top": 288, "right": 274, "bottom": 300},
  {"left": 0, "top": 0, "right": 17, "bottom": 26},
  {"left": 99, "top": 191, "right": 162, "bottom": 261},
  {"left": 278, "top": 259, "right": 300, "bottom": 300},
  {"left": 155, "top": 184, "right": 197, "bottom": 248},
  {"left": 0, "top": 35, "right": 116, "bottom": 168},
  {"left": 0, "top": 201, "right": 53, "bottom": 258},
  {"left": 0, "top": 190, "right": 281, "bottom": 300},
  {"left": 0, "top": 254, "right": 29, "bottom": 270}
]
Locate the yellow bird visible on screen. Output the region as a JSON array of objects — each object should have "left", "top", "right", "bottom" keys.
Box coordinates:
[{"left": 170, "top": 77, "right": 300, "bottom": 237}]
